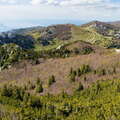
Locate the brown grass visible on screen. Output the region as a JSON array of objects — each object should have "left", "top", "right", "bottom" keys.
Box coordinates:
[{"left": 0, "top": 49, "right": 119, "bottom": 95}]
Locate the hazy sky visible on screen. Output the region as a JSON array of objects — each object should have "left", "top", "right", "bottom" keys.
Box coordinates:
[{"left": 0, "top": 0, "right": 120, "bottom": 28}]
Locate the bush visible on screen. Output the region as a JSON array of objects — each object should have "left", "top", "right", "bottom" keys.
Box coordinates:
[
  {"left": 28, "top": 82, "right": 35, "bottom": 90},
  {"left": 35, "top": 78, "right": 43, "bottom": 93},
  {"left": 73, "top": 46, "right": 93, "bottom": 55},
  {"left": 73, "top": 48, "right": 80, "bottom": 54},
  {"left": 69, "top": 64, "right": 91, "bottom": 83},
  {"left": 117, "top": 84, "right": 120, "bottom": 92},
  {"left": 76, "top": 82, "right": 84, "bottom": 92},
  {"left": 70, "top": 67, "right": 73, "bottom": 75},
  {"left": 28, "top": 97, "right": 42, "bottom": 108},
  {"left": 96, "top": 68, "right": 106, "bottom": 76},
  {"left": 1, "top": 85, "right": 12, "bottom": 97},
  {"left": 80, "top": 64, "right": 91, "bottom": 74},
  {"left": 1, "top": 84, "right": 25, "bottom": 101},
  {"left": 69, "top": 72, "right": 76, "bottom": 82},
  {"left": 77, "top": 68, "right": 81, "bottom": 77},
  {"left": 36, "top": 77, "right": 41, "bottom": 85},
  {"left": 12, "top": 86, "right": 25, "bottom": 100},
  {"left": 35, "top": 83, "right": 43, "bottom": 93},
  {"left": 48, "top": 75, "right": 56, "bottom": 86},
  {"left": 113, "top": 67, "right": 116, "bottom": 74},
  {"left": 80, "top": 46, "right": 93, "bottom": 54}
]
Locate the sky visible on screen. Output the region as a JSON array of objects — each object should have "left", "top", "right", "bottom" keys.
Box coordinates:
[{"left": 0, "top": 0, "right": 120, "bottom": 29}]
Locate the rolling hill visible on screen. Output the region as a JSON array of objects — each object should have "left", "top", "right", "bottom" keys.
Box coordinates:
[
  {"left": 1, "top": 21, "right": 120, "bottom": 51},
  {"left": 0, "top": 21, "right": 120, "bottom": 119}
]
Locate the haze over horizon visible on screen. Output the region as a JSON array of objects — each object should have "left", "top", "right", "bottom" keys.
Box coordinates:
[{"left": 0, "top": 0, "right": 120, "bottom": 29}]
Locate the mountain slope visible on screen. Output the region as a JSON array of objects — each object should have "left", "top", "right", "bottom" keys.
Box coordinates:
[
  {"left": 0, "top": 21, "right": 120, "bottom": 70},
  {"left": 72, "top": 21, "right": 120, "bottom": 48},
  {"left": 0, "top": 32, "right": 34, "bottom": 49},
  {"left": 0, "top": 21, "right": 120, "bottom": 119},
  {"left": 0, "top": 21, "right": 120, "bottom": 51},
  {"left": 108, "top": 21, "right": 120, "bottom": 27}
]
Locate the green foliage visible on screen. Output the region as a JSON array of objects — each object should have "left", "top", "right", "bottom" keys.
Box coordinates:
[
  {"left": 79, "top": 64, "right": 91, "bottom": 74},
  {"left": 113, "top": 67, "right": 116, "bottom": 74},
  {"left": 0, "top": 79, "right": 120, "bottom": 119},
  {"left": 69, "top": 72, "right": 76, "bottom": 82},
  {"left": 69, "top": 65, "right": 91, "bottom": 83},
  {"left": 80, "top": 46, "right": 94, "bottom": 54},
  {"left": 27, "top": 81, "right": 35, "bottom": 90},
  {"left": 48, "top": 75, "right": 56, "bottom": 86},
  {"left": 36, "top": 77, "right": 41, "bottom": 85},
  {"left": 116, "top": 84, "right": 120, "bottom": 92},
  {"left": 73, "top": 46, "right": 94, "bottom": 55},
  {"left": 35, "top": 79, "right": 43, "bottom": 93},
  {"left": 77, "top": 68, "right": 81, "bottom": 77},
  {"left": 27, "top": 97, "right": 42, "bottom": 108},
  {"left": 0, "top": 43, "right": 41, "bottom": 70},
  {"left": 1, "top": 84, "right": 25, "bottom": 101},
  {"left": 1, "top": 85, "right": 12, "bottom": 97},
  {"left": 0, "top": 44, "right": 25, "bottom": 70},
  {"left": 0, "top": 33, "right": 34, "bottom": 49},
  {"left": 76, "top": 82, "right": 84, "bottom": 92},
  {"left": 12, "top": 86, "right": 25, "bottom": 100},
  {"left": 95, "top": 68, "right": 106, "bottom": 76},
  {"left": 72, "top": 24, "right": 119, "bottom": 48},
  {"left": 45, "top": 48, "right": 71, "bottom": 58}
]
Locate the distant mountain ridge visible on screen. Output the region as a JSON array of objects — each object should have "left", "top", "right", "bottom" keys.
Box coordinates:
[
  {"left": 0, "top": 20, "right": 120, "bottom": 49},
  {"left": 108, "top": 21, "right": 120, "bottom": 27}
]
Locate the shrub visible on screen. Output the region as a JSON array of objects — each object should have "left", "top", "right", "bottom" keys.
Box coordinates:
[
  {"left": 12, "top": 86, "right": 25, "bottom": 100},
  {"left": 28, "top": 83, "right": 35, "bottom": 90},
  {"left": 77, "top": 68, "right": 81, "bottom": 77},
  {"left": 36, "top": 77, "right": 41, "bottom": 85},
  {"left": 28, "top": 97, "right": 42, "bottom": 108},
  {"left": 83, "top": 76, "right": 87, "bottom": 81},
  {"left": 116, "top": 84, "right": 120, "bottom": 92},
  {"left": 48, "top": 75, "right": 56, "bottom": 86},
  {"left": 35, "top": 83, "right": 43, "bottom": 93},
  {"left": 113, "top": 67, "right": 116, "bottom": 74},
  {"left": 70, "top": 67, "right": 73, "bottom": 75},
  {"left": 57, "top": 103, "right": 72, "bottom": 117},
  {"left": 1, "top": 84, "right": 25, "bottom": 101},
  {"left": 73, "top": 70, "right": 77, "bottom": 76},
  {"left": 69, "top": 72, "right": 76, "bottom": 82},
  {"left": 96, "top": 68, "right": 106, "bottom": 76},
  {"left": 76, "top": 82, "right": 84, "bottom": 92},
  {"left": 93, "top": 82, "right": 102, "bottom": 95},
  {"left": 1, "top": 85, "right": 12, "bottom": 97},
  {"left": 73, "top": 48, "right": 79, "bottom": 54},
  {"left": 35, "top": 78, "right": 43, "bottom": 93},
  {"left": 80, "top": 64, "right": 91, "bottom": 74},
  {"left": 80, "top": 46, "right": 93, "bottom": 54}
]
